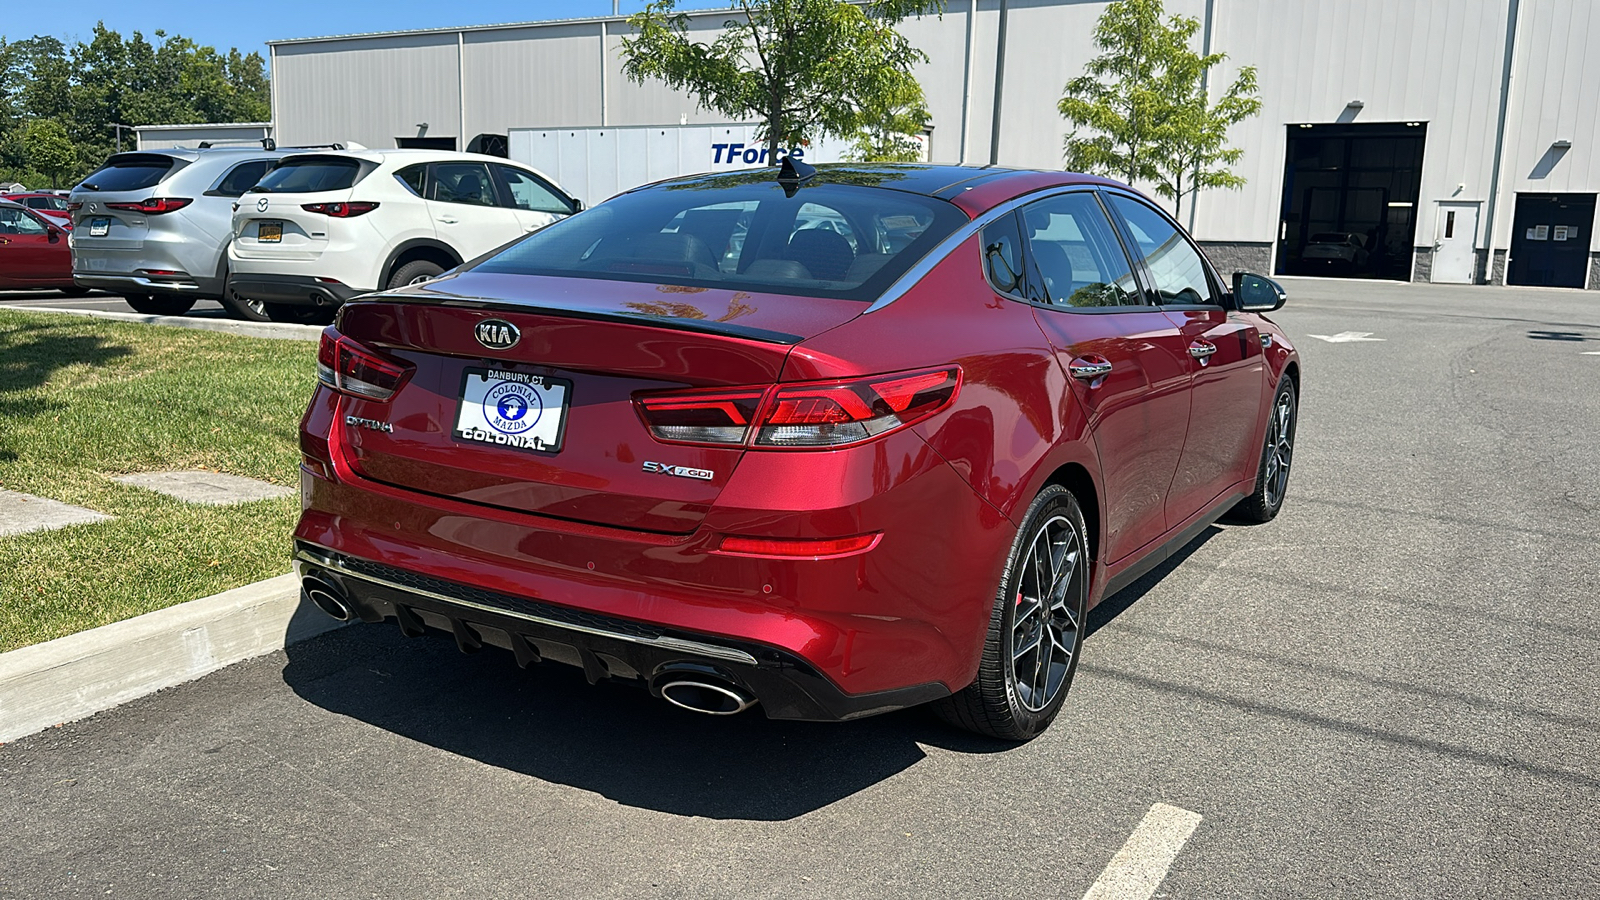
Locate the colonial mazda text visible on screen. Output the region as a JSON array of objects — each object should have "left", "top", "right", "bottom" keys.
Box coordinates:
[{"left": 293, "top": 161, "right": 1300, "bottom": 740}]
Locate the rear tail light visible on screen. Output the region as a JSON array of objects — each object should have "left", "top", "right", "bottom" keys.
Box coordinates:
[
  {"left": 316, "top": 328, "right": 413, "bottom": 401},
  {"left": 67, "top": 201, "right": 83, "bottom": 212},
  {"left": 635, "top": 367, "right": 960, "bottom": 449},
  {"left": 301, "top": 202, "right": 379, "bottom": 218},
  {"left": 105, "top": 197, "right": 192, "bottom": 214},
  {"left": 714, "top": 533, "right": 882, "bottom": 559}
]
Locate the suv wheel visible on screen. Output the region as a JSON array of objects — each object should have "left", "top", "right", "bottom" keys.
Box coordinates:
[
  {"left": 934, "top": 484, "right": 1089, "bottom": 741},
  {"left": 123, "top": 294, "right": 195, "bottom": 317},
  {"left": 387, "top": 260, "right": 444, "bottom": 289}
]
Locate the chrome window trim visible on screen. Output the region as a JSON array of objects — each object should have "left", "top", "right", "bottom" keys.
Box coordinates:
[
  {"left": 293, "top": 548, "right": 760, "bottom": 666},
  {"left": 864, "top": 184, "right": 1102, "bottom": 314}
]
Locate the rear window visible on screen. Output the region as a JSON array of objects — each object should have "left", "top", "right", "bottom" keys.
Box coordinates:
[
  {"left": 212, "top": 160, "right": 274, "bottom": 197},
  {"left": 252, "top": 157, "right": 364, "bottom": 193},
  {"left": 473, "top": 181, "right": 966, "bottom": 302},
  {"left": 78, "top": 156, "right": 179, "bottom": 192}
]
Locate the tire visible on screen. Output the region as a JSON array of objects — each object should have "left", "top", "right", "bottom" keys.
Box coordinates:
[
  {"left": 1229, "top": 375, "right": 1298, "bottom": 524},
  {"left": 218, "top": 279, "right": 272, "bottom": 322},
  {"left": 934, "top": 484, "right": 1090, "bottom": 741},
  {"left": 123, "top": 294, "right": 195, "bottom": 316},
  {"left": 263, "top": 303, "right": 335, "bottom": 326},
  {"left": 387, "top": 260, "right": 444, "bottom": 290}
]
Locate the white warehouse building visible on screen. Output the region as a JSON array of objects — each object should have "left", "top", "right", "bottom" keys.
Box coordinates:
[{"left": 265, "top": 0, "right": 1600, "bottom": 289}]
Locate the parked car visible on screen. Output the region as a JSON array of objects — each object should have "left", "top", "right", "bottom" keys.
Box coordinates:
[
  {"left": 67, "top": 146, "right": 316, "bottom": 318},
  {"left": 228, "top": 149, "right": 580, "bottom": 324},
  {"left": 2, "top": 192, "right": 73, "bottom": 229},
  {"left": 0, "top": 199, "right": 83, "bottom": 294},
  {"left": 292, "top": 162, "right": 1300, "bottom": 741},
  {"left": 1301, "top": 231, "right": 1370, "bottom": 272}
]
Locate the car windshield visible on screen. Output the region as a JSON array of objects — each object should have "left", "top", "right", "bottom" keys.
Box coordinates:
[
  {"left": 252, "top": 157, "right": 364, "bottom": 193},
  {"left": 473, "top": 181, "right": 967, "bottom": 302}
]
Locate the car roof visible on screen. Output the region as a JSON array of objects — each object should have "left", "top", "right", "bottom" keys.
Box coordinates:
[
  {"left": 638, "top": 163, "right": 1130, "bottom": 215},
  {"left": 281, "top": 148, "right": 516, "bottom": 166}
]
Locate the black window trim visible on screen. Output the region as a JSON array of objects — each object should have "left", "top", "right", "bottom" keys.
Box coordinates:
[
  {"left": 978, "top": 209, "right": 1032, "bottom": 304},
  {"left": 1096, "top": 187, "right": 1226, "bottom": 311},
  {"left": 393, "top": 163, "right": 430, "bottom": 198}
]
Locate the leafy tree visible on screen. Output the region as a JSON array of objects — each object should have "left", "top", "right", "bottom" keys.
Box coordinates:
[
  {"left": 620, "top": 0, "right": 941, "bottom": 159},
  {"left": 1058, "top": 0, "right": 1259, "bottom": 214},
  {"left": 846, "top": 77, "right": 927, "bottom": 162},
  {"left": 22, "top": 118, "right": 76, "bottom": 187}
]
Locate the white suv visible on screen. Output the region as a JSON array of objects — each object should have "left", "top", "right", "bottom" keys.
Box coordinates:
[{"left": 228, "top": 149, "right": 579, "bottom": 323}]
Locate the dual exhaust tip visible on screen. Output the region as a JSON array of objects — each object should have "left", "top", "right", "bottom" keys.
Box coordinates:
[{"left": 300, "top": 575, "right": 759, "bottom": 716}]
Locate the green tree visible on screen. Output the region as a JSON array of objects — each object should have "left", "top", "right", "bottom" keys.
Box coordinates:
[
  {"left": 620, "top": 0, "right": 941, "bottom": 159},
  {"left": 22, "top": 118, "right": 76, "bottom": 187},
  {"left": 846, "top": 77, "right": 927, "bottom": 162},
  {"left": 1058, "top": 0, "right": 1259, "bottom": 214}
]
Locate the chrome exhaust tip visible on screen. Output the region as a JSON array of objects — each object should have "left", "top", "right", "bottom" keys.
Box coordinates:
[
  {"left": 659, "top": 679, "right": 758, "bottom": 716},
  {"left": 302, "top": 576, "right": 353, "bottom": 622}
]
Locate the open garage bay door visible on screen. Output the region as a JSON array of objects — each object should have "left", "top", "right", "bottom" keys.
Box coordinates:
[{"left": 1276, "top": 123, "right": 1426, "bottom": 281}]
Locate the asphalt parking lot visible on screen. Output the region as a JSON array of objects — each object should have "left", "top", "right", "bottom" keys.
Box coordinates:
[{"left": 2, "top": 277, "right": 1597, "bottom": 899}]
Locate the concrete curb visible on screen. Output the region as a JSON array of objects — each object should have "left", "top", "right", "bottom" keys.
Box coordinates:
[
  {"left": 0, "top": 304, "right": 322, "bottom": 341},
  {"left": 0, "top": 573, "right": 345, "bottom": 743}
]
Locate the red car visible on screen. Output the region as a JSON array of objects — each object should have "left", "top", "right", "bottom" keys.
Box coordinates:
[
  {"left": 1, "top": 192, "right": 73, "bottom": 230},
  {"left": 293, "top": 162, "right": 1300, "bottom": 740},
  {"left": 0, "top": 199, "right": 84, "bottom": 294}
]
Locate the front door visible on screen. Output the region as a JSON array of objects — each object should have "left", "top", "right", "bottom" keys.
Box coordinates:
[
  {"left": 424, "top": 161, "right": 525, "bottom": 259},
  {"left": 1508, "top": 193, "right": 1595, "bottom": 288},
  {"left": 1431, "top": 201, "right": 1480, "bottom": 284},
  {"left": 0, "top": 207, "right": 59, "bottom": 287}
]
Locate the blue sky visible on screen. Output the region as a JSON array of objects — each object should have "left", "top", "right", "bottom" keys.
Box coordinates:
[{"left": 2, "top": 1, "right": 723, "bottom": 59}]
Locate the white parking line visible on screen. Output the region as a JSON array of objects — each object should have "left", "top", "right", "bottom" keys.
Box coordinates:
[{"left": 1081, "top": 803, "right": 1204, "bottom": 900}]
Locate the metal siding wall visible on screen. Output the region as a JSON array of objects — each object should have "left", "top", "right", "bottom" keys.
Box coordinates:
[
  {"left": 274, "top": 34, "right": 461, "bottom": 150},
  {"left": 603, "top": 14, "right": 736, "bottom": 127},
  {"left": 897, "top": 6, "right": 978, "bottom": 163},
  {"left": 1502, "top": 0, "right": 1600, "bottom": 252},
  {"left": 462, "top": 24, "right": 601, "bottom": 135},
  {"left": 1192, "top": 0, "right": 1512, "bottom": 247},
  {"left": 135, "top": 125, "right": 270, "bottom": 150}
]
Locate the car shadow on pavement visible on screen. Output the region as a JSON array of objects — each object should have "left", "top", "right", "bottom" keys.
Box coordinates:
[
  {"left": 281, "top": 621, "right": 1012, "bottom": 822},
  {"left": 1086, "top": 525, "right": 1223, "bottom": 638}
]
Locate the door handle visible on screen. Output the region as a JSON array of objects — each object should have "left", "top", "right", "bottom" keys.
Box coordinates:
[
  {"left": 1188, "top": 340, "right": 1217, "bottom": 360},
  {"left": 1068, "top": 356, "right": 1113, "bottom": 381},
  {"left": 438, "top": 217, "right": 459, "bottom": 225}
]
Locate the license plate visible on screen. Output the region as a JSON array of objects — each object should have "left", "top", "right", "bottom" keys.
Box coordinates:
[
  {"left": 89, "top": 217, "right": 110, "bottom": 237},
  {"left": 452, "top": 367, "right": 570, "bottom": 454},
  {"left": 257, "top": 221, "right": 282, "bottom": 243}
]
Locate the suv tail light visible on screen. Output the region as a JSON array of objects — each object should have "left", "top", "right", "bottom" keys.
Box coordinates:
[
  {"left": 301, "top": 202, "right": 380, "bottom": 218},
  {"left": 105, "top": 197, "right": 192, "bottom": 214},
  {"left": 67, "top": 201, "right": 83, "bottom": 212},
  {"left": 635, "top": 367, "right": 961, "bottom": 449},
  {"left": 316, "top": 328, "right": 413, "bottom": 401}
]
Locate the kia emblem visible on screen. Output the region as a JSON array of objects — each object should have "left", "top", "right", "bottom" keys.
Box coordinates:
[
  {"left": 475, "top": 319, "right": 520, "bottom": 351},
  {"left": 257, "top": 197, "right": 269, "bottom": 212}
]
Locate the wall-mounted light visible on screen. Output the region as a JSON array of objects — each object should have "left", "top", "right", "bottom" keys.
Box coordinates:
[
  {"left": 1346, "top": 99, "right": 1365, "bottom": 109},
  {"left": 1406, "top": 122, "right": 1423, "bottom": 127},
  {"left": 1553, "top": 139, "right": 1573, "bottom": 149}
]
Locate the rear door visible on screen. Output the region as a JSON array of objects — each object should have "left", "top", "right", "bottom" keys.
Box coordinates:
[
  {"left": 1013, "top": 192, "right": 1194, "bottom": 564},
  {"left": 1103, "top": 192, "right": 1265, "bottom": 522},
  {"left": 425, "top": 161, "right": 524, "bottom": 259}
]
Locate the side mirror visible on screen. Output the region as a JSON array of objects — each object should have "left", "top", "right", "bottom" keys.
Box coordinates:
[
  {"left": 47, "top": 226, "right": 62, "bottom": 243},
  {"left": 569, "top": 197, "right": 585, "bottom": 214},
  {"left": 1232, "top": 272, "right": 1287, "bottom": 312}
]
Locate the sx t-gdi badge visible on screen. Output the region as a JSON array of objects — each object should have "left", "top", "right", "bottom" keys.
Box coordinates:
[{"left": 475, "top": 318, "right": 520, "bottom": 350}]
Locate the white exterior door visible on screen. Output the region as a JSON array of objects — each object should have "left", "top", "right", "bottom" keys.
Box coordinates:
[{"left": 1431, "top": 201, "right": 1480, "bottom": 284}]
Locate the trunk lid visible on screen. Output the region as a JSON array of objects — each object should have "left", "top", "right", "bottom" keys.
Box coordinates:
[
  {"left": 231, "top": 155, "right": 367, "bottom": 261},
  {"left": 332, "top": 272, "right": 866, "bottom": 533},
  {"left": 70, "top": 154, "right": 186, "bottom": 254}
]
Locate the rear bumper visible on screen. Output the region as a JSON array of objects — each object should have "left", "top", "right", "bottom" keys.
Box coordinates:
[
  {"left": 292, "top": 541, "right": 949, "bottom": 721},
  {"left": 229, "top": 274, "right": 368, "bottom": 306},
  {"left": 73, "top": 273, "right": 208, "bottom": 296}
]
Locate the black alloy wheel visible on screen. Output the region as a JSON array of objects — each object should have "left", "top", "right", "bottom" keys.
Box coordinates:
[{"left": 934, "top": 484, "right": 1089, "bottom": 741}]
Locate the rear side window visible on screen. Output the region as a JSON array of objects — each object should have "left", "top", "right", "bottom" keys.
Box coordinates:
[
  {"left": 1105, "top": 195, "right": 1215, "bottom": 306},
  {"left": 253, "top": 157, "right": 363, "bottom": 193},
  {"left": 495, "top": 165, "right": 571, "bottom": 214},
  {"left": 212, "top": 160, "right": 273, "bottom": 197},
  {"left": 474, "top": 181, "right": 966, "bottom": 302},
  {"left": 1021, "top": 193, "right": 1142, "bottom": 307},
  {"left": 395, "top": 165, "right": 427, "bottom": 197},
  {"left": 429, "top": 163, "right": 496, "bottom": 206},
  {"left": 78, "top": 156, "right": 178, "bottom": 192},
  {"left": 25, "top": 196, "right": 67, "bottom": 211},
  {"left": 981, "top": 213, "right": 1027, "bottom": 297}
]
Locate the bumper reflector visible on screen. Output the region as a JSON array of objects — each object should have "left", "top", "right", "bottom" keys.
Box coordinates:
[{"left": 713, "top": 533, "right": 882, "bottom": 560}]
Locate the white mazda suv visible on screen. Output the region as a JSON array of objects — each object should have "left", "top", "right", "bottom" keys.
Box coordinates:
[{"left": 228, "top": 149, "right": 579, "bottom": 323}]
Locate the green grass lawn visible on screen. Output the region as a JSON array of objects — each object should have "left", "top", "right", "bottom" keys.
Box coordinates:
[{"left": 0, "top": 310, "right": 317, "bottom": 652}]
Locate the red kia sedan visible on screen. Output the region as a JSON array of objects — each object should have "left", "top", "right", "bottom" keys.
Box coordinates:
[
  {"left": 293, "top": 162, "right": 1299, "bottom": 740},
  {"left": 0, "top": 198, "right": 84, "bottom": 294}
]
